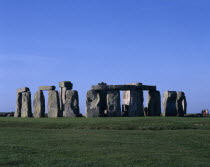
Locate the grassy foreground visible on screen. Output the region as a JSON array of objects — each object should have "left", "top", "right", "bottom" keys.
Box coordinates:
[{"left": 0, "top": 117, "right": 210, "bottom": 167}]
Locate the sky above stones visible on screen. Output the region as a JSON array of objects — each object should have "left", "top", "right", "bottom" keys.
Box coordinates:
[{"left": 0, "top": 0, "right": 210, "bottom": 114}]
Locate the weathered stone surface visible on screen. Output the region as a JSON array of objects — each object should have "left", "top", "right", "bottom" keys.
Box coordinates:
[
  {"left": 48, "top": 90, "right": 60, "bottom": 118},
  {"left": 163, "top": 91, "right": 177, "bottom": 116},
  {"left": 21, "top": 92, "right": 32, "bottom": 117},
  {"left": 14, "top": 93, "right": 22, "bottom": 117},
  {"left": 33, "top": 90, "right": 45, "bottom": 118},
  {"left": 39, "top": 86, "right": 56, "bottom": 91},
  {"left": 59, "top": 81, "right": 73, "bottom": 89},
  {"left": 176, "top": 92, "right": 187, "bottom": 117},
  {"left": 16, "top": 87, "right": 30, "bottom": 93},
  {"left": 59, "top": 87, "right": 72, "bottom": 112},
  {"left": 123, "top": 90, "right": 144, "bottom": 116},
  {"left": 147, "top": 90, "right": 161, "bottom": 116},
  {"left": 86, "top": 90, "right": 102, "bottom": 117},
  {"left": 106, "top": 90, "right": 121, "bottom": 117},
  {"left": 92, "top": 84, "right": 156, "bottom": 91},
  {"left": 63, "top": 90, "right": 80, "bottom": 117}
]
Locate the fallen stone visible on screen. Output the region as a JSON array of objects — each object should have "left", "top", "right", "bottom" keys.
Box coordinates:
[
  {"left": 33, "top": 90, "right": 45, "bottom": 118},
  {"left": 21, "top": 92, "right": 32, "bottom": 117},
  {"left": 163, "top": 91, "right": 177, "bottom": 116},
  {"left": 16, "top": 87, "right": 30, "bottom": 93},
  {"left": 147, "top": 90, "right": 161, "bottom": 116},
  {"left": 59, "top": 81, "right": 73, "bottom": 89},
  {"left": 176, "top": 92, "right": 187, "bottom": 117},
  {"left": 86, "top": 90, "right": 102, "bottom": 117},
  {"left": 48, "top": 90, "right": 60, "bottom": 118},
  {"left": 106, "top": 90, "right": 121, "bottom": 117},
  {"left": 14, "top": 93, "right": 22, "bottom": 117},
  {"left": 63, "top": 90, "right": 80, "bottom": 117},
  {"left": 39, "top": 86, "right": 56, "bottom": 91}
]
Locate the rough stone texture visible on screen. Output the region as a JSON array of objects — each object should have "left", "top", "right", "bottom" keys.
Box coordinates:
[
  {"left": 16, "top": 87, "right": 30, "bottom": 93},
  {"left": 147, "top": 90, "right": 161, "bottom": 116},
  {"left": 163, "top": 91, "right": 177, "bottom": 116},
  {"left": 106, "top": 90, "right": 121, "bottom": 117},
  {"left": 39, "top": 86, "right": 56, "bottom": 91},
  {"left": 21, "top": 92, "right": 32, "bottom": 117},
  {"left": 48, "top": 90, "right": 60, "bottom": 118},
  {"left": 176, "top": 92, "right": 187, "bottom": 117},
  {"left": 14, "top": 93, "right": 22, "bottom": 117},
  {"left": 123, "top": 90, "right": 144, "bottom": 116},
  {"left": 63, "top": 90, "right": 80, "bottom": 117},
  {"left": 59, "top": 87, "right": 72, "bottom": 112},
  {"left": 92, "top": 84, "right": 156, "bottom": 91},
  {"left": 59, "top": 81, "right": 73, "bottom": 89},
  {"left": 86, "top": 90, "right": 102, "bottom": 117},
  {"left": 33, "top": 90, "right": 45, "bottom": 118}
]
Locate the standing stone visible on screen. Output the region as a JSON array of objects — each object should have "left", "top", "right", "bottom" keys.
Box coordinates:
[
  {"left": 106, "top": 90, "right": 121, "bottom": 117},
  {"left": 33, "top": 90, "right": 45, "bottom": 118},
  {"left": 63, "top": 90, "right": 80, "bottom": 117},
  {"left": 59, "top": 87, "right": 72, "bottom": 111},
  {"left": 14, "top": 93, "right": 22, "bottom": 117},
  {"left": 163, "top": 91, "right": 177, "bottom": 116},
  {"left": 176, "top": 92, "right": 187, "bottom": 117},
  {"left": 86, "top": 90, "right": 102, "bottom": 117},
  {"left": 48, "top": 90, "right": 60, "bottom": 118},
  {"left": 21, "top": 92, "right": 32, "bottom": 117},
  {"left": 147, "top": 90, "right": 161, "bottom": 116},
  {"left": 123, "top": 90, "right": 144, "bottom": 116}
]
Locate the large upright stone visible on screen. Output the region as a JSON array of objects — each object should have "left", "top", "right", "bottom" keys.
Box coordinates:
[
  {"left": 33, "top": 90, "right": 45, "bottom": 118},
  {"left": 14, "top": 93, "right": 22, "bottom": 117},
  {"left": 106, "top": 90, "right": 121, "bottom": 117},
  {"left": 176, "top": 92, "right": 187, "bottom": 117},
  {"left": 48, "top": 90, "right": 60, "bottom": 118},
  {"left": 63, "top": 90, "right": 80, "bottom": 117},
  {"left": 21, "top": 92, "right": 32, "bottom": 117},
  {"left": 86, "top": 90, "right": 102, "bottom": 117},
  {"left": 123, "top": 90, "right": 144, "bottom": 116},
  {"left": 147, "top": 90, "right": 161, "bottom": 116},
  {"left": 59, "top": 87, "right": 72, "bottom": 112},
  {"left": 163, "top": 91, "right": 177, "bottom": 116}
]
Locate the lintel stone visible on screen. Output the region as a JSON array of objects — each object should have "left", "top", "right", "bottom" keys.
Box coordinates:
[
  {"left": 91, "top": 84, "right": 156, "bottom": 91},
  {"left": 59, "top": 81, "right": 73, "bottom": 89},
  {"left": 39, "top": 86, "right": 56, "bottom": 91},
  {"left": 17, "top": 87, "right": 30, "bottom": 93}
]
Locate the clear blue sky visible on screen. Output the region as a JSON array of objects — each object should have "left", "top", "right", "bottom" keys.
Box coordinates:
[{"left": 0, "top": 0, "right": 210, "bottom": 114}]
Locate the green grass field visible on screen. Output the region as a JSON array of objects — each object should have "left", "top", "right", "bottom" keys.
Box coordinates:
[{"left": 0, "top": 117, "right": 210, "bottom": 167}]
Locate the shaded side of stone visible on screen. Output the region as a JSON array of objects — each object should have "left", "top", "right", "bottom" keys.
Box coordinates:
[
  {"left": 14, "top": 93, "right": 22, "bottom": 117},
  {"left": 33, "top": 90, "right": 45, "bottom": 118},
  {"left": 48, "top": 90, "right": 60, "bottom": 118},
  {"left": 176, "top": 92, "right": 187, "bottom": 117},
  {"left": 163, "top": 91, "right": 177, "bottom": 116},
  {"left": 123, "top": 90, "right": 144, "bottom": 117},
  {"left": 21, "top": 92, "right": 32, "bottom": 117},
  {"left": 86, "top": 90, "right": 101, "bottom": 117},
  {"left": 147, "top": 90, "right": 161, "bottom": 116},
  {"left": 63, "top": 90, "right": 80, "bottom": 117},
  {"left": 59, "top": 81, "right": 73, "bottom": 89},
  {"left": 106, "top": 90, "right": 121, "bottom": 117}
]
